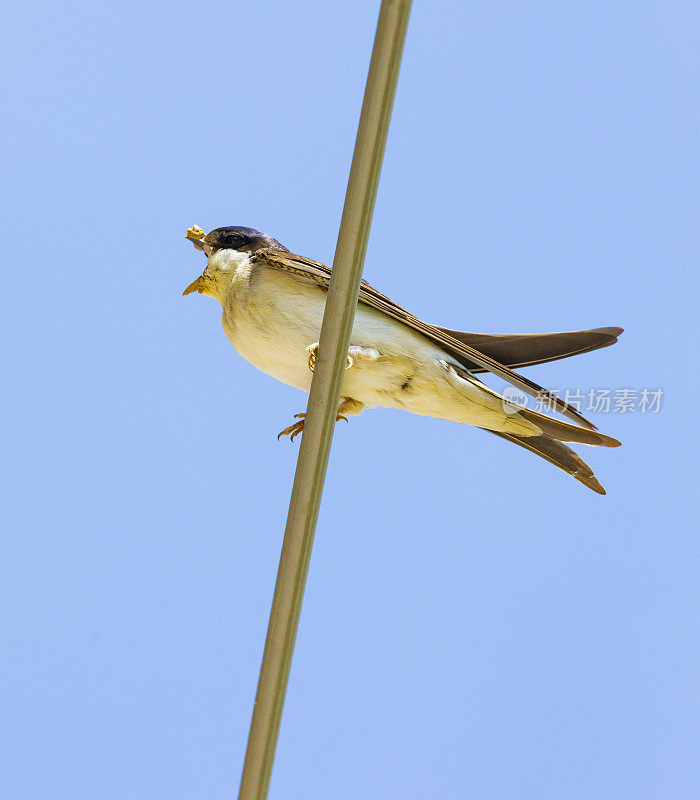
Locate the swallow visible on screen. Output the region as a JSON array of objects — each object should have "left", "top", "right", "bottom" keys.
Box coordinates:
[{"left": 183, "top": 225, "right": 622, "bottom": 493}]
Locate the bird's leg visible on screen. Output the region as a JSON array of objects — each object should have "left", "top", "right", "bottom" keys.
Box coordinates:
[
  {"left": 306, "top": 342, "right": 380, "bottom": 372},
  {"left": 280, "top": 343, "right": 375, "bottom": 440},
  {"left": 277, "top": 398, "right": 365, "bottom": 442},
  {"left": 337, "top": 398, "right": 365, "bottom": 416}
]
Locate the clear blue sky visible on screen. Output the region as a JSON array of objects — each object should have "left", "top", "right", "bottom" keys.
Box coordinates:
[{"left": 2, "top": 2, "right": 698, "bottom": 798}]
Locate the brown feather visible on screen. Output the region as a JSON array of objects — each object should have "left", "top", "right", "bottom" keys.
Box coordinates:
[
  {"left": 484, "top": 430, "right": 607, "bottom": 494},
  {"left": 436, "top": 327, "right": 622, "bottom": 373}
]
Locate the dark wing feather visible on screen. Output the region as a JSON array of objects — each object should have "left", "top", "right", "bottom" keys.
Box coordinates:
[
  {"left": 253, "top": 249, "right": 599, "bottom": 429},
  {"left": 436, "top": 327, "right": 622, "bottom": 374},
  {"left": 483, "top": 429, "right": 607, "bottom": 494}
]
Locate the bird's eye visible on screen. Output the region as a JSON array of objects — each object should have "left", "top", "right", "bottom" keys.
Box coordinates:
[
  {"left": 205, "top": 227, "right": 254, "bottom": 252},
  {"left": 220, "top": 234, "right": 241, "bottom": 249}
]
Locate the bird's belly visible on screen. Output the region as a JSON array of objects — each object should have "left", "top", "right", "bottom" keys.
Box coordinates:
[
  {"left": 218, "top": 264, "right": 541, "bottom": 435},
  {"left": 223, "top": 291, "right": 524, "bottom": 430},
  {"left": 222, "top": 274, "right": 324, "bottom": 391},
  {"left": 224, "top": 311, "right": 317, "bottom": 392},
  {"left": 221, "top": 272, "right": 431, "bottom": 400},
  {"left": 224, "top": 311, "right": 417, "bottom": 401}
]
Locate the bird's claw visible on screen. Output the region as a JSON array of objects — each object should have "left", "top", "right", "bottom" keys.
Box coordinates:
[
  {"left": 306, "top": 343, "right": 353, "bottom": 373},
  {"left": 277, "top": 411, "right": 349, "bottom": 442},
  {"left": 277, "top": 413, "right": 306, "bottom": 442}
]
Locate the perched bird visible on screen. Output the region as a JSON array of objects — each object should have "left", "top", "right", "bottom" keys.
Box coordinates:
[{"left": 183, "top": 225, "right": 622, "bottom": 494}]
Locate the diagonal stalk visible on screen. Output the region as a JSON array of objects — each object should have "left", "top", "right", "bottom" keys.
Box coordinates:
[{"left": 237, "top": 3, "right": 412, "bottom": 799}]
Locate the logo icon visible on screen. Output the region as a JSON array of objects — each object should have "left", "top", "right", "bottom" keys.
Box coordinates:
[{"left": 502, "top": 386, "right": 529, "bottom": 414}]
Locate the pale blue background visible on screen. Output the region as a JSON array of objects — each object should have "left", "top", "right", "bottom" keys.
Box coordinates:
[{"left": 2, "top": 2, "right": 698, "bottom": 798}]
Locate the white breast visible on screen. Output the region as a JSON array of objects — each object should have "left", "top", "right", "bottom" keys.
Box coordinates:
[{"left": 221, "top": 260, "right": 325, "bottom": 392}]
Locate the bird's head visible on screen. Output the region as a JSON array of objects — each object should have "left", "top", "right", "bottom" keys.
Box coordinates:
[{"left": 182, "top": 225, "right": 288, "bottom": 300}]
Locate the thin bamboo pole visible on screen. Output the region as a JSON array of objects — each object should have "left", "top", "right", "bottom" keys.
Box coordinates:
[{"left": 236, "top": 3, "right": 412, "bottom": 798}]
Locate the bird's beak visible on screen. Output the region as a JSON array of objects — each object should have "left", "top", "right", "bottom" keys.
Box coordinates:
[
  {"left": 183, "top": 276, "right": 205, "bottom": 295},
  {"left": 183, "top": 225, "right": 210, "bottom": 295}
]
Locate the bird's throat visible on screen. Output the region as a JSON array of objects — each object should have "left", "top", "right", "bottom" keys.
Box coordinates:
[{"left": 191, "top": 250, "right": 253, "bottom": 304}]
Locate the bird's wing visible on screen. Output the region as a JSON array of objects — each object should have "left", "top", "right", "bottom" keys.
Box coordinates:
[
  {"left": 253, "top": 248, "right": 597, "bottom": 429},
  {"left": 436, "top": 327, "right": 623, "bottom": 374}
]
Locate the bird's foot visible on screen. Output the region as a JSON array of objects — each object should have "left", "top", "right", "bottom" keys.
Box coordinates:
[
  {"left": 306, "top": 343, "right": 354, "bottom": 373},
  {"left": 277, "top": 413, "right": 306, "bottom": 442},
  {"left": 277, "top": 411, "right": 349, "bottom": 442},
  {"left": 305, "top": 343, "right": 379, "bottom": 372}
]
